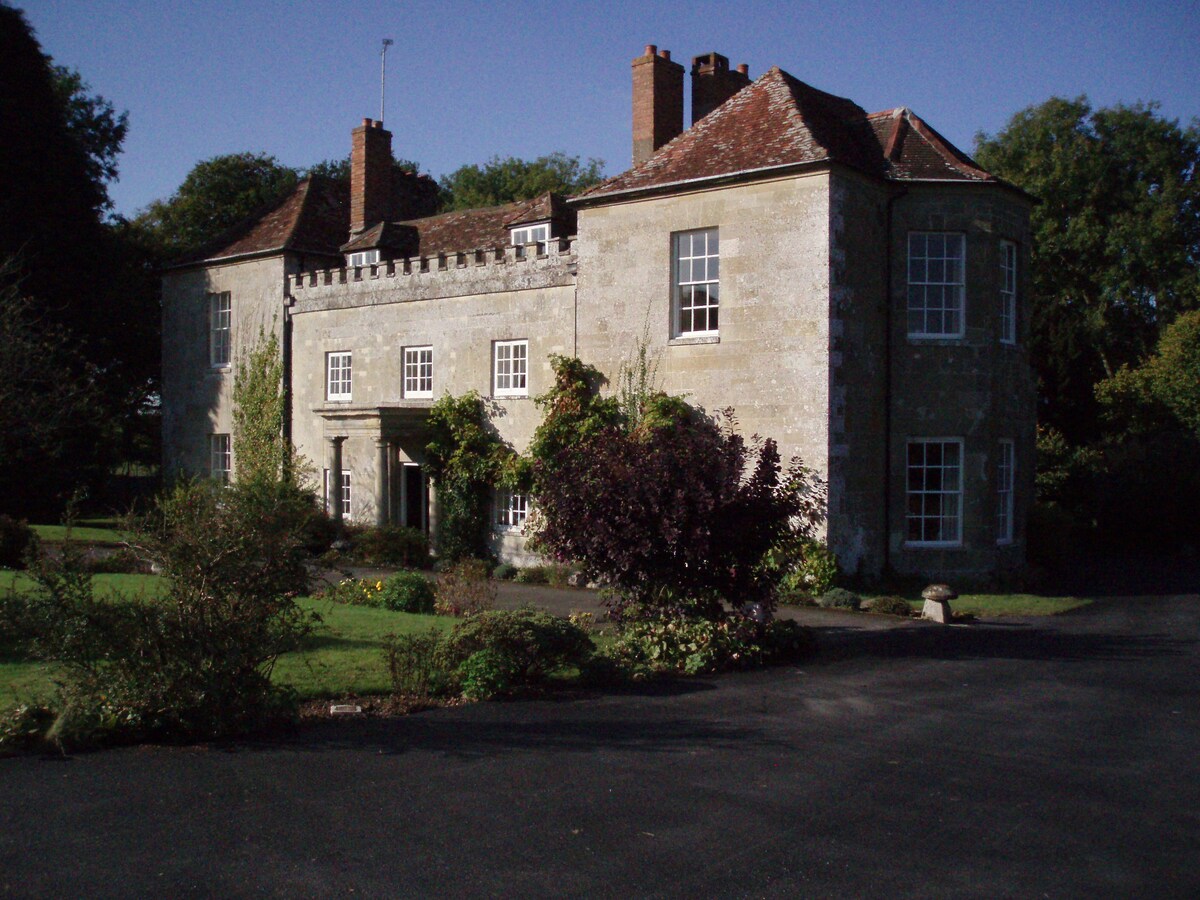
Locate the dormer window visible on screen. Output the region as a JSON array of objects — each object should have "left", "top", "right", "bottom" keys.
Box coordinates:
[
  {"left": 510, "top": 223, "right": 550, "bottom": 258},
  {"left": 347, "top": 249, "right": 380, "bottom": 268}
]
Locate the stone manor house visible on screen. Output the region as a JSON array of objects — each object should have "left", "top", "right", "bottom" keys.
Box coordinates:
[{"left": 162, "top": 45, "right": 1035, "bottom": 580}]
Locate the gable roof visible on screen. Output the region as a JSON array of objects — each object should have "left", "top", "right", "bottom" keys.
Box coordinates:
[
  {"left": 170, "top": 175, "right": 349, "bottom": 268},
  {"left": 577, "top": 66, "right": 1004, "bottom": 203}
]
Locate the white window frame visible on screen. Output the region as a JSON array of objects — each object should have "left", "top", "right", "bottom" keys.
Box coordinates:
[
  {"left": 493, "top": 339, "right": 528, "bottom": 398},
  {"left": 907, "top": 232, "right": 966, "bottom": 339},
  {"left": 997, "top": 439, "right": 1015, "bottom": 545},
  {"left": 672, "top": 227, "right": 720, "bottom": 338},
  {"left": 323, "top": 469, "right": 352, "bottom": 518},
  {"left": 326, "top": 351, "right": 352, "bottom": 402},
  {"left": 403, "top": 346, "right": 433, "bottom": 399},
  {"left": 510, "top": 223, "right": 550, "bottom": 257},
  {"left": 1000, "top": 240, "right": 1017, "bottom": 345},
  {"left": 347, "top": 249, "right": 380, "bottom": 268},
  {"left": 495, "top": 491, "right": 529, "bottom": 531},
  {"left": 905, "top": 438, "right": 964, "bottom": 547},
  {"left": 209, "top": 433, "right": 231, "bottom": 483},
  {"left": 208, "top": 291, "right": 231, "bottom": 367}
]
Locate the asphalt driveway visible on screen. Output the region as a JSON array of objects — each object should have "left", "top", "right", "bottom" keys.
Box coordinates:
[{"left": 2, "top": 594, "right": 1197, "bottom": 898}]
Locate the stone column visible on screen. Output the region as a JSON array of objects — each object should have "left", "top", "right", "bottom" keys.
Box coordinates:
[
  {"left": 374, "top": 438, "right": 390, "bottom": 527},
  {"left": 328, "top": 436, "right": 346, "bottom": 526}
]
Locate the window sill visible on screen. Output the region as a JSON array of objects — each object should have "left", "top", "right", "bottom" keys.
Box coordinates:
[
  {"left": 669, "top": 334, "right": 720, "bottom": 347},
  {"left": 902, "top": 541, "right": 964, "bottom": 550},
  {"left": 907, "top": 334, "right": 965, "bottom": 343},
  {"left": 493, "top": 394, "right": 529, "bottom": 400}
]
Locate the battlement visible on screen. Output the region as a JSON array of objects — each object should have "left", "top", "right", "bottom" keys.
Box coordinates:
[{"left": 288, "top": 236, "right": 577, "bottom": 314}]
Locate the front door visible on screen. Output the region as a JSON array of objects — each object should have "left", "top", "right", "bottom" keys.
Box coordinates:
[{"left": 401, "top": 463, "right": 428, "bottom": 533}]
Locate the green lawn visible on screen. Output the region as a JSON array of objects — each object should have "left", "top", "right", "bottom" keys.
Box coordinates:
[
  {"left": 881, "top": 592, "right": 1090, "bottom": 617},
  {"left": 0, "top": 575, "right": 457, "bottom": 704},
  {"left": 30, "top": 522, "right": 131, "bottom": 544}
]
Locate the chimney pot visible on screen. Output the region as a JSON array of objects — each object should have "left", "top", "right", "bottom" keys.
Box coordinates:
[
  {"left": 361, "top": 117, "right": 372, "bottom": 127},
  {"left": 632, "top": 43, "right": 684, "bottom": 165},
  {"left": 690, "top": 51, "right": 751, "bottom": 125}
]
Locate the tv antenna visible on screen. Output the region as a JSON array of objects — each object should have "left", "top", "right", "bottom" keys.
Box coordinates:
[{"left": 380, "top": 38, "right": 394, "bottom": 124}]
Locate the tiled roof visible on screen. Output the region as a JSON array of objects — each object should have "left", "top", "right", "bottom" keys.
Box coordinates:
[
  {"left": 578, "top": 67, "right": 999, "bottom": 202},
  {"left": 391, "top": 192, "right": 575, "bottom": 257},
  {"left": 172, "top": 176, "right": 349, "bottom": 267}
]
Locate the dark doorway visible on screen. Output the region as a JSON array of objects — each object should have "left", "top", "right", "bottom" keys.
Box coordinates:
[{"left": 402, "top": 463, "right": 427, "bottom": 533}]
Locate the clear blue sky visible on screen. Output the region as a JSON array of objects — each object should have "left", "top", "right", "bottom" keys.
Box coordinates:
[{"left": 19, "top": 0, "right": 1200, "bottom": 217}]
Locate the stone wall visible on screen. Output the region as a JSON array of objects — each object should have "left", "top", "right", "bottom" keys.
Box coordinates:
[
  {"left": 887, "top": 184, "right": 1036, "bottom": 579},
  {"left": 574, "top": 172, "right": 834, "bottom": 513},
  {"left": 288, "top": 247, "right": 577, "bottom": 528},
  {"left": 161, "top": 255, "right": 289, "bottom": 478}
]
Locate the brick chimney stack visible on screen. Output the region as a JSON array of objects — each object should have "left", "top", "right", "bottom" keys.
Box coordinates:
[
  {"left": 632, "top": 44, "right": 684, "bottom": 166},
  {"left": 350, "top": 118, "right": 393, "bottom": 235},
  {"left": 690, "top": 53, "right": 751, "bottom": 125}
]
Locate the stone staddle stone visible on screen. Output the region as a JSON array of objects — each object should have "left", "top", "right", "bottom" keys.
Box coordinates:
[{"left": 921, "top": 584, "right": 957, "bottom": 623}]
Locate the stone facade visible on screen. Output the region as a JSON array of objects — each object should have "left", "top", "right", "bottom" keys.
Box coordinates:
[{"left": 161, "top": 48, "right": 1035, "bottom": 581}]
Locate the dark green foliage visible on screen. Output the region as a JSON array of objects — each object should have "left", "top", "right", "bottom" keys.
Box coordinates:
[
  {"left": 49, "top": 65, "right": 127, "bottom": 212},
  {"left": 817, "top": 588, "right": 861, "bottom": 610},
  {"left": 1097, "top": 310, "right": 1200, "bottom": 441},
  {"left": 764, "top": 538, "right": 839, "bottom": 597},
  {"left": 0, "top": 516, "right": 36, "bottom": 569},
  {"left": 376, "top": 571, "right": 435, "bottom": 614},
  {"left": 513, "top": 566, "right": 549, "bottom": 585},
  {"left": 382, "top": 629, "right": 450, "bottom": 700},
  {"left": 0, "top": 11, "right": 157, "bottom": 518},
  {"left": 135, "top": 152, "right": 299, "bottom": 258},
  {"left": 869, "top": 596, "right": 913, "bottom": 617},
  {"left": 6, "top": 478, "right": 318, "bottom": 748},
  {"left": 607, "top": 613, "right": 814, "bottom": 676},
  {"left": 492, "top": 563, "right": 517, "bottom": 581},
  {"left": 439, "top": 607, "right": 593, "bottom": 697},
  {"left": 975, "top": 97, "right": 1200, "bottom": 443},
  {"left": 424, "top": 392, "right": 514, "bottom": 562},
  {"left": 351, "top": 525, "right": 430, "bottom": 568},
  {"left": 439, "top": 152, "right": 604, "bottom": 211}
]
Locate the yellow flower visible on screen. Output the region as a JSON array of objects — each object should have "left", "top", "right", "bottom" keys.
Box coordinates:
[{"left": 376, "top": 581, "right": 383, "bottom": 591}]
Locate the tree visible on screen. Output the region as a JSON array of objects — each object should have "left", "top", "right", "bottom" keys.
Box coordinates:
[
  {"left": 1097, "top": 309, "right": 1200, "bottom": 440},
  {"left": 50, "top": 65, "right": 128, "bottom": 213},
  {"left": 439, "top": 153, "right": 604, "bottom": 211},
  {"left": 974, "top": 98, "right": 1200, "bottom": 442},
  {"left": 0, "top": 261, "right": 106, "bottom": 518},
  {"left": 304, "top": 155, "right": 423, "bottom": 183},
  {"left": 528, "top": 357, "right": 825, "bottom": 619},
  {"left": 135, "top": 153, "right": 299, "bottom": 258}
]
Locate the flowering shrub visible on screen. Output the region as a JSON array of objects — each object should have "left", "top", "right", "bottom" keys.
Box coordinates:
[
  {"left": 607, "top": 613, "right": 815, "bottom": 676},
  {"left": 316, "top": 571, "right": 435, "bottom": 614},
  {"left": 608, "top": 614, "right": 766, "bottom": 676}
]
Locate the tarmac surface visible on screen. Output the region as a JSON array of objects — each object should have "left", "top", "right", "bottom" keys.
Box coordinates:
[{"left": 2, "top": 592, "right": 1197, "bottom": 898}]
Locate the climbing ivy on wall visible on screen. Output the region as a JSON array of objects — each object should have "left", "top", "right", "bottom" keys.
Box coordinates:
[{"left": 424, "top": 391, "right": 515, "bottom": 562}]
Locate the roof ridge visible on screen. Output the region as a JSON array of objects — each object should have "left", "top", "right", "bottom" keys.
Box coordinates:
[{"left": 900, "top": 108, "right": 993, "bottom": 181}]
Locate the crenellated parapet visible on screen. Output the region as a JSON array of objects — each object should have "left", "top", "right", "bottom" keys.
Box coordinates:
[{"left": 288, "top": 237, "right": 577, "bottom": 313}]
